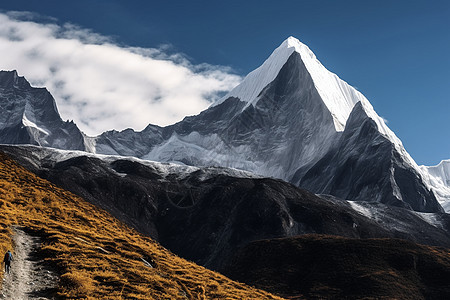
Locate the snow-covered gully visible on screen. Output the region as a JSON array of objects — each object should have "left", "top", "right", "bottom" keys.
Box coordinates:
[{"left": 1, "top": 226, "right": 58, "bottom": 300}]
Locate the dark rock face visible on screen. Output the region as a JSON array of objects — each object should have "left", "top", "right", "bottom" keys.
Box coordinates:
[
  {"left": 391, "top": 152, "right": 443, "bottom": 212},
  {"left": 296, "top": 102, "right": 442, "bottom": 212},
  {"left": 224, "top": 235, "right": 450, "bottom": 300},
  {"left": 0, "top": 71, "right": 87, "bottom": 151},
  {"left": 2, "top": 145, "right": 449, "bottom": 272}
]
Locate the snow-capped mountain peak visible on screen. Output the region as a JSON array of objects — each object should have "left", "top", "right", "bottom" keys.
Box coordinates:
[
  {"left": 214, "top": 37, "right": 298, "bottom": 109},
  {"left": 0, "top": 70, "right": 89, "bottom": 151},
  {"left": 217, "top": 37, "right": 409, "bottom": 155},
  {"left": 286, "top": 36, "right": 363, "bottom": 132},
  {"left": 217, "top": 37, "right": 386, "bottom": 134}
]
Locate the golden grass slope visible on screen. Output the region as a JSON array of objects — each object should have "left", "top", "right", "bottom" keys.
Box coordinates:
[{"left": 0, "top": 152, "right": 286, "bottom": 300}]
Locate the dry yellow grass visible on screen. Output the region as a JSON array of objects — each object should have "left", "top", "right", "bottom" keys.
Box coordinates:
[{"left": 0, "top": 152, "right": 285, "bottom": 300}]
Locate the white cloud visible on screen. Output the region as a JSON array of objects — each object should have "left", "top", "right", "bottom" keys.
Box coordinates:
[{"left": 0, "top": 12, "right": 242, "bottom": 135}]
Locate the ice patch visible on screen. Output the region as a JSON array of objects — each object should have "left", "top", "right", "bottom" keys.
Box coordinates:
[
  {"left": 413, "top": 212, "right": 444, "bottom": 230},
  {"left": 348, "top": 201, "right": 373, "bottom": 219}
]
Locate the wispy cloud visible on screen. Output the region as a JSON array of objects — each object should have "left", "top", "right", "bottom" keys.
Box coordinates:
[{"left": 0, "top": 12, "right": 241, "bottom": 135}]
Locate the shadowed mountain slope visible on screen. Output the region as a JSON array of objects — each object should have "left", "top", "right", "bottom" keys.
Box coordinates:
[
  {"left": 2, "top": 145, "right": 449, "bottom": 275},
  {"left": 224, "top": 235, "right": 450, "bottom": 300}
]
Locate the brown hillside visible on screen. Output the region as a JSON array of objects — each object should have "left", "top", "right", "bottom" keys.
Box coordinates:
[
  {"left": 225, "top": 235, "right": 450, "bottom": 300},
  {"left": 0, "top": 152, "right": 286, "bottom": 299}
]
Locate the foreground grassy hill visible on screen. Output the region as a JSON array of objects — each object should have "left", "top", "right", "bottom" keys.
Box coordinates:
[{"left": 0, "top": 152, "right": 285, "bottom": 299}]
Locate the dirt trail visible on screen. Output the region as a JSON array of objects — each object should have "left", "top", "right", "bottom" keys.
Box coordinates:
[{"left": 1, "top": 226, "right": 58, "bottom": 300}]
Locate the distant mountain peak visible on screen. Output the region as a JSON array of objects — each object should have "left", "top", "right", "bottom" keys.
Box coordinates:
[
  {"left": 213, "top": 37, "right": 299, "bottom": 109},
  {"left": 0, "top": 69, "right": 88, "bottom": 151},
  {"left": 283, "top": 36, "right": 316, "bottom": 58}
]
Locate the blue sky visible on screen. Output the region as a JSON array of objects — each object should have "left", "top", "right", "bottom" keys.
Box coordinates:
[{"left": 0, "top": 0, "right": 448, "bottom": 165}]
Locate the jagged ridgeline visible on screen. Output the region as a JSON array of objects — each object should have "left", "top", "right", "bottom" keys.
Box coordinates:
[
  {"left": 0, "top": 37, "right": 448, "bottom": 212},
  {"left": 0, "top": 152, "right": 283, "bottom": 299}
]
